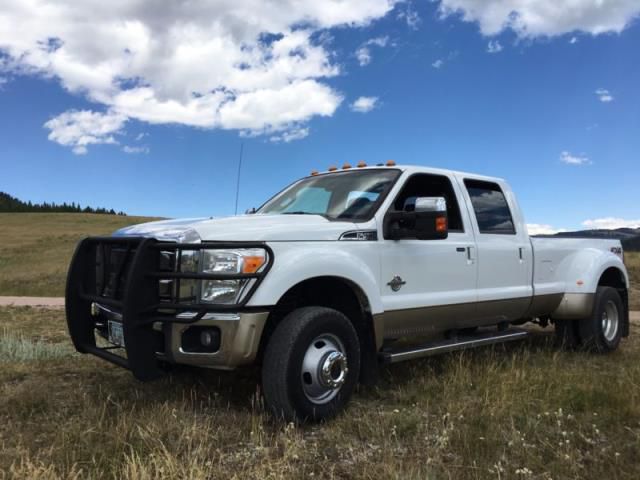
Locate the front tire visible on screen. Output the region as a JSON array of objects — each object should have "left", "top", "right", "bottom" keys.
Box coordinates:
[
  {"left": 262, "top": 307, "right": 361, "bottom": 423},
  {"left": 578, "top": 286, "right": 624, "bottom": 353}
]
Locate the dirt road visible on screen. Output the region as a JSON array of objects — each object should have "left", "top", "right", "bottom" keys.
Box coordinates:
[
  {"left": 1, "top": 296, "right": 639, "bottom": 323},
  {"left": 0, "top": 296, "right": 65, "bottom": 308}
]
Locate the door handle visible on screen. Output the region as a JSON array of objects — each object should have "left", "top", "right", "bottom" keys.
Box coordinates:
[
  {"left": 466, "top": 246, "right": 475, "bottom": 264},
  {"left": 456, "top": 247, "right": 466, "bottom": 253}
]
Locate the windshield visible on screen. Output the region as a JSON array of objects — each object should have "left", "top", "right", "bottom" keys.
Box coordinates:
[{"left": 258, "top": 169, "right": 400, "bottom": 221}]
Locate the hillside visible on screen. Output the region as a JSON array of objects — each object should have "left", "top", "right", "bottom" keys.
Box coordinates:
[
  {"left": 537, "top": 227, "right": 640, "bottom": 251},
  {"left": 0, "top": 213, "right": 157, "bottom": 296}
]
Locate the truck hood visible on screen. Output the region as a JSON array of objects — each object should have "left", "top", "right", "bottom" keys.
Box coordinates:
[{"left": 113, "top": 214, "right": 360, "bottom": 242}]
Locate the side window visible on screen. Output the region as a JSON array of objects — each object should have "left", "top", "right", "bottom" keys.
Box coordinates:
[
  {"left": 464, "top": 179, "right": 516, "bottom": 235},
  {"left": 392, "top": 174, "right": 464, "bottom": 232}
]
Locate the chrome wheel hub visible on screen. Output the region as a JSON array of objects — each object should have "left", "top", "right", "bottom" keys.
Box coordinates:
[
  {"left": 301, "top": 334, "right": 348, "bottom": 405},
  {"left": 601, "top": 300, "right": 619, "bottom": 342}
]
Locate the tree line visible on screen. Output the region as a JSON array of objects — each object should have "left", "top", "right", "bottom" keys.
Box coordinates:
[{"left": 0, "top": 191, "right": 127, "bottom": 215}]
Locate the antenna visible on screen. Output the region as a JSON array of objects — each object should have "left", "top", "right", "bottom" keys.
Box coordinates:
[{"left": 234, "top": 142, "right": 244, "bottom": 215}]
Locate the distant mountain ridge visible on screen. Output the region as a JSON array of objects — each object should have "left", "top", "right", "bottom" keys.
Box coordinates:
[
  {"left": 536, "top": 227, "right": 640, "bottom": 251},
  {"left": 0, "top": 191, "right": 126, "bottom": 216}
]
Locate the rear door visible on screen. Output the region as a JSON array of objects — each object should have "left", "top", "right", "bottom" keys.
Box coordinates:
[
  {"left": 378, "top": 172, "right": 479, "bottom": 336},
  {"left": 457, "top": 177, "right": 533, "bottom": 322}
]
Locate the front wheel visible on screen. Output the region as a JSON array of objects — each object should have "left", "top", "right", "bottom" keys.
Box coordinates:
[
  {"left": 262, "top": 306, "right": 360, "bottom": 423},
  {"left": 578, "top": 286, "right": 624, "bottom": 353}
]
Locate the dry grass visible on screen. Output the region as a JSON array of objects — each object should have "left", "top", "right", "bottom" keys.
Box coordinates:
[
  {"left": 0, "top": 213, "right": 156, "bottom": 297},
  {"left": 1, "top": 307, "right": 639, "bottom": 479},
  {"left": 625, "top": 251, "right": 640, "bottom": 310}
]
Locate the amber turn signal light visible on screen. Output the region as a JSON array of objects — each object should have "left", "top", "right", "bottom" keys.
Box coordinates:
[
  {"left": 242, "top": 255, "right": 267, "bottom": 274},
  {"left": 436, "top": 216, "right": 448, "bottom": 233}
]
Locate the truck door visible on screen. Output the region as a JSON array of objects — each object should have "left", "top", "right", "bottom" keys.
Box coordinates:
[
  {"left": 458, "top": 178, "right": 533, "bottom": 322},
  {"left": 379, "top": 173, "right": 479, "bottom": 337}
]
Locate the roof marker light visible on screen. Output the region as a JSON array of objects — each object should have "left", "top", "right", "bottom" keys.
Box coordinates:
[
  {"left": 328, "top": 165, "right": 338, "bottom": 172},
  {"left": 310, "top": 170, "right": 319, "bottom": 176},
  {"left": 357, "top": 161, "right": 367, "bottom": 168},
  {"left": 386, "top": 160, "right": 396, "bottom": 167},
  {"left": 342, "top": 163, "right": 352, "bottom": 169}
]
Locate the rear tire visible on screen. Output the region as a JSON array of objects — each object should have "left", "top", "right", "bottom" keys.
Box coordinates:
[
  {"left": 578, "top": 286, "right": 624, "bottom": 353},
  {"left": 262, "top": 307, "right": 360, "bottom": 423}
]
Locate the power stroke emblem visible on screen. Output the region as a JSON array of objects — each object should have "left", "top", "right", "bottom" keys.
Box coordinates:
[{"left": 387, "top": 275, "right": 406, "bottom": 292}]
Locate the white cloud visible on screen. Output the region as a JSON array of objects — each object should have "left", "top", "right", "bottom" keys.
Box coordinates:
[
  {"left": 135, "top": 132, "right": 148, "bottom": 141},
  {"left": 355, "top": 36, "right": 390, "bottom": 66},
  {"left": 123, "top": 145, "right": 149, "bottom": 154},
  {"left": 560, "top": 150, "right": 591, "bottom": 165},
  {"left": 436, "top": 0, "right": 640, "bottom": 38},
  {"left": 356, "top": 47, "right": 373, "bottom": 66},
  {"left": 397, "top": 4, "right": 421, "bottom": 30},
  {"left": 595, "top": 88, "right": 614, "bottom": 102},
  {"left": 527, "top": 224, "right": 567, "bottom": 235},
  {"left": 0, "top": 0, "right": 399, "bottom": 152},
  {"left": 432, "top": 59, "right": 444, "bottom": 68},
  {"left": 583, "top": 218, "right": 640, "bottom": 230},
  {"left": 569, "top": 36, "right": 578, "bottom": 44},
  {"left": 350, "top": 96, "right": 379, "bottom": 113},
  {"left": 270, "top": 126, "right": 310, "bottom": 143},
  {"left": 486, "top": 40, "right": 503, "bottom": 53},
  {"left": 44, "top": 110, "right": 127, "bottom": 155}
]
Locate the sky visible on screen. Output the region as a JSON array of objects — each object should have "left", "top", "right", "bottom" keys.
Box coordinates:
[{"left": 1, "top": 0, "right": 639, "bottom": 234}]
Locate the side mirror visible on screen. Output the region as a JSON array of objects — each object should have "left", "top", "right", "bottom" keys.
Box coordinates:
[
  {"left": 245, "top": 207, "right": 257, "bottom": 215},
  {"left": 384, "top": 196, "right": 449, "bottom": 240}
]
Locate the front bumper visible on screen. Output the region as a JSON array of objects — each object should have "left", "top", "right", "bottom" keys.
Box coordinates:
[
  {"left": 158, "top": 311, "right": 268, "bottom": 369},
  {"left": 65, "top": 236, "right": 272, "bottom": 380}
]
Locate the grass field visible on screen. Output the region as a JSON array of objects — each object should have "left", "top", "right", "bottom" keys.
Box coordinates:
[
  {"left": 626, "top": 252, "right": 640, "bottom": 311},
  {"left": 0, "top": 213, "right": 156, "bottom": 297},
  {"left": 1, "top": 307, "right": 639, "bottom": 479}
]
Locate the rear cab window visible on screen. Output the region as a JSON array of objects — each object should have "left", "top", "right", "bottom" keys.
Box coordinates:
[{"left": 463, "top": 179, "right": 516, "bottom": 235}]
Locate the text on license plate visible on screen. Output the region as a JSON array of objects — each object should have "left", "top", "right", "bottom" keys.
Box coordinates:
[{"left": 108, "top": 321, "right": 125, "bottom": 347}]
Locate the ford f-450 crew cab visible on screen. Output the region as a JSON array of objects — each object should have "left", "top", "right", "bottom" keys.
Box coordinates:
[{"left": 66, "top": 164, "right": 630, "bottom": 422}]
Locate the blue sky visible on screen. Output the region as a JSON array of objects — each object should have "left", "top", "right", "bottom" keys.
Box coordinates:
[{"left": 1, "top": 1, "right": 639, "bottom": 233}]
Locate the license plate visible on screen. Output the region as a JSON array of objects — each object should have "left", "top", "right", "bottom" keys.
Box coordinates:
[{"left": 108, "top": 321, "right": 125, "bottom": 347}]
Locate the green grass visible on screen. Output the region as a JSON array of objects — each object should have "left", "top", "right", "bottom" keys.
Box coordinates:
[
  {"left": 0, "top": 213, "right": 157, "bottom": 296},
  {"left": 1, "top": 307, "right": 639, "bottom": 479}
]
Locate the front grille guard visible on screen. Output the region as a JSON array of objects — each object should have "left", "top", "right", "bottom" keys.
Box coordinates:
[{"left": 65, "top": 236, "right": 273, "bottom": 380}]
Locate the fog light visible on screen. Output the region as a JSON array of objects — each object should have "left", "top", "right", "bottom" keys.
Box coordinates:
[
  {"left": 181, "top": 326, "right": 221, "bottom": 353},
  {"left": 200, "top": 330, "right": 215, "bottom": 347}
]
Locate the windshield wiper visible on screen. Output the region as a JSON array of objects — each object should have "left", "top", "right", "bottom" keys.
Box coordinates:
[{"left": 281, "top": 211, "right": 331, "bottom": 220}]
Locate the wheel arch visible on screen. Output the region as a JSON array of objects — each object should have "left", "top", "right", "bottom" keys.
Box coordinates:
[
  {"left": 598, "top": 266, "right": 630, "bottom": 337},
  {"left": 257, "top": 275, "right": 382, "bottom": 385}
]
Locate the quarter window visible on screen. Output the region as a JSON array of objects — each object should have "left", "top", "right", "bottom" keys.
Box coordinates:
[{"left": 464, "top": 180, "right": 516, "bottom": 235}]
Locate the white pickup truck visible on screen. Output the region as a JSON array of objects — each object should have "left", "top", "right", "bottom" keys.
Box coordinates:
[{"left": 66, "top": 163, "right": 630, "bottom": 422}]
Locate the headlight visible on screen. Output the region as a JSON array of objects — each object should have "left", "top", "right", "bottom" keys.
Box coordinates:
[{"left": 199, "top": 248, "right": 268, "bottom": 304}]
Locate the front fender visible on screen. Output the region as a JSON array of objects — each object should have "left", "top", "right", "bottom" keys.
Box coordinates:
[{"left": 246, "top": 242, "right": 383, "bottom": 314}]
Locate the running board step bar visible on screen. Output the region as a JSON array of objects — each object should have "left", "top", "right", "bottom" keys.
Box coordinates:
[{"left": 379, "top": 328, "right": 529, "bottom": 364}]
